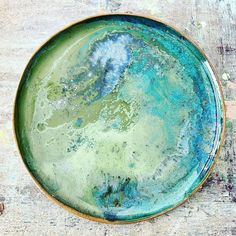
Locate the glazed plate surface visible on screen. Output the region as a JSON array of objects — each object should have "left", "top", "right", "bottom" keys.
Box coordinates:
[{"left": 14, "top": 15, "right": 224, "bottom": 223}]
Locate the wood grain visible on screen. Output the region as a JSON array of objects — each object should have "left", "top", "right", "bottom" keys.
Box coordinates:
[{"left": 0, "top": 0, "right": 235, "bottom": 235}]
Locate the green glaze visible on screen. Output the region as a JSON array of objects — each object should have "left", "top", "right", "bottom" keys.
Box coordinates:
[{"left": 15, "top": 15, "right": 224, "bottom": 222}]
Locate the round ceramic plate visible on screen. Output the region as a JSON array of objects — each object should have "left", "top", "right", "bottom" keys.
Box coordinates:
[{"left": 14, "top": 14, "right": 225, "bottom": 223}]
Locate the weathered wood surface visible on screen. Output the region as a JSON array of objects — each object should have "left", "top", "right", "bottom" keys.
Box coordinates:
[{"left": 0, "top": 0, "right": 235, "bottom": 235}]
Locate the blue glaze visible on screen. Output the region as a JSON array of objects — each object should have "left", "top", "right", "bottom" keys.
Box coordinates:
[
  {"left": 15, "top": 15, "right": 224, "bottom": 223},
  {"left": 75, "top": 118, "right": 82, "bottom": 127}
]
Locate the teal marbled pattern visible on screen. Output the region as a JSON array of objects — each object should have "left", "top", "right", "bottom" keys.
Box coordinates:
[{"left": 14, "top": 15, "right": 224, "bottom": 222}]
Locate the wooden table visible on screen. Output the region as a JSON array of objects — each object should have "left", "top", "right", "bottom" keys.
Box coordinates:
[{"left": 0, "top": 0, "right": 235, "bottom": 235}]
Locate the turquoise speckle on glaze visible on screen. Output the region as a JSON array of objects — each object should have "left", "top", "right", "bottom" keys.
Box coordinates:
[{"left": 14, "top": 15, "right": 224, "bottom": 222}]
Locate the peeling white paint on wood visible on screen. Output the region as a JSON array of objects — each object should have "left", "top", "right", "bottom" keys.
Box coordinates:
[
  {"left": 0, "top": 0, "right": 235, "bottom": 235},
  {"left": 226, "top": 101, "right": 236, "bottom": 120}
]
